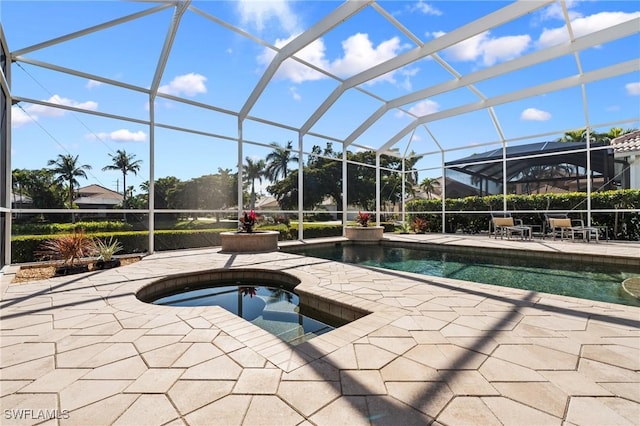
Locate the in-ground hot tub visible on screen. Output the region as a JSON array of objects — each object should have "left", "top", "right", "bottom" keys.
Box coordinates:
[{"left": 136, "top": 269, "right": 354, "bottom": 345}]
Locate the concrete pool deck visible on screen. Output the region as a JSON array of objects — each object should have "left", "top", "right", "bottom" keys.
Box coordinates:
[{"left": 1, "top": 234, "right": 638, "bottom": 425}]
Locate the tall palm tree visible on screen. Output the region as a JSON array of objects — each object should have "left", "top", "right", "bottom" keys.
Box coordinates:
[
  {"left": 402, "top": 151, "right": 423, "bottom": 197},
  {"left": 265, "top": 141, "right": 298, "bottom": 181},
  {"left": 102, "top": 150, "right": 142, "bottom": 206},
  {"left": 243, "top": 157, "right": 265, "bottom": 210},
  {"left": 47, "top": 154, "right": 92, "bottom": 207},
  {"left": 420, "top": 177, "right": 441, "bottom": 199}
]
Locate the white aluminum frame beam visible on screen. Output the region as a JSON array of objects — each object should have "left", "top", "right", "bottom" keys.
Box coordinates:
[
  {"left": 149, "top": 0, "right": 190, "bottom": 101},
  {"left": 238, "top": 0, "right": 371, "bottom": 121},
  {"left": 301, "top": 0, "right": 553, "bottom": 136},
  {"left": 11, "top": 3, "right": 173, "bottom": 57},
  {"left": 380, "top": 59, "right": 640, "bottom": 153},
  {"left": 12, "top": 56, "right": 149, "bottom": 94},
  {"left": 344, "top": 18, "right": 639, "bottom": 147}
]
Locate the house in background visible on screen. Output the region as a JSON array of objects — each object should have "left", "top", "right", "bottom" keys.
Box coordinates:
[
  {"left": 75, "top": 184, "right": 123, "bottom": 211},
  {"left": 10, "top": 192, "right": 33, "bottom": 209},
  {"left": 611, "top": 130, "right": 640, "bottom": 190},
  {"left": 11, "top": 192, "right": 34, "bottom": 220},
  {"left": 443, "top": 141, "right": 616, "bottom": 197}
]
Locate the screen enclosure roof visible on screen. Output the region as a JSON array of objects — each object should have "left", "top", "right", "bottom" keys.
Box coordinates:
[{"left": 4, "top": 0, "right": 640, "bottom": 167}]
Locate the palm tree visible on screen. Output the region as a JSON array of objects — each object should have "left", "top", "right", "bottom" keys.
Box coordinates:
[
  {"left": 11, "top": 169, "right": 30, "bottom": 209},
  {"left": 420, "top": 177, "right": 441, "bottom": 199},
  {"left": 605, "top": 127, "right": 637, "bottom": 141},
  {"left": 243, "top": 157, "right": 265, "bottom": 210},
  {"left": 102, "top": 150, "right": 142, "bottom": 206},
  {"left": 265, "top": 141, "right": 298, "bottom": 181},
  {"left": 47, "top": 154, "right": 92, "bottom": 208},
  {"left": 558, "top": 128, "right": 586, "bottom": 142},
  {"left": 402, "top": 151, "right": 423, "bottom": 197}
]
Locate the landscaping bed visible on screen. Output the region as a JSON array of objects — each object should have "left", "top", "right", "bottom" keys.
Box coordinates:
[{"left": 12, "top": 256, "right": 141, "bottom": 283}]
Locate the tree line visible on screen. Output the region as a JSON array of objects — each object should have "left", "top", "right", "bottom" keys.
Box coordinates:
[
  {"left": 12, "top": 127, "right": 634, "bottom": 216},
  {"left": 557, "top": 127, "right": 636, "bottom": 143},
  {"left": 12, "top": 149, "right": 142, "bottom": 210},
  {"left": 11, "top": 142, "right": 427, "bottom": 215}
]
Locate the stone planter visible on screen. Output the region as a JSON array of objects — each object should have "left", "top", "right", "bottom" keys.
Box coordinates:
[
  {"left": 220, "top": 231, "right": 279, "bottom": 253},
  {"left": 345, "top": 226, "right": 384, "bottom": 241}
]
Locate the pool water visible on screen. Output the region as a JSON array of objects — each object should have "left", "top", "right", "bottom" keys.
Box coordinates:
[
  {"left": 283, "top": 244, "right": 640, "bottom": 307},
  {"left": 153, "top": 284, "right": 335, "bottom": 345}
]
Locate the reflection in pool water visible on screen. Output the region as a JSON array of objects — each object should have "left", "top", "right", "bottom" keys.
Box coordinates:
[
  {"left": 283, "top": 244, "right": 640, "bottom": 307},
  {"left": 153, "top": 284, "right": 335, "bottom": 345}
]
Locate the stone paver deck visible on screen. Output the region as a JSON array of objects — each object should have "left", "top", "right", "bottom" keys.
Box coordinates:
[{"left": 1, "top": 234, "right": 639, "bottom": 425}]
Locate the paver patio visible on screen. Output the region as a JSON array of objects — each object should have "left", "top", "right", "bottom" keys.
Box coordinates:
[{"left": 1, "top": 234, "right": 638, "bottom": 425}]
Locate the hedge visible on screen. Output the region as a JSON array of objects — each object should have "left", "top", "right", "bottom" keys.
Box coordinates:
[
  {"left": 11, "top": 224, "right": 344, "bottom": 263},
  {"left": 12, "top": 220, "right": 134, "bottom": 235},
  {"left": 405, "top": 189, "right": 640, "bottom": 240}
]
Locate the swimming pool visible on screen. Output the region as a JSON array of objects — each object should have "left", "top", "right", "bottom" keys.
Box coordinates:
[{"left": 283, "top": 243, "right": 640, "bottom": 307}]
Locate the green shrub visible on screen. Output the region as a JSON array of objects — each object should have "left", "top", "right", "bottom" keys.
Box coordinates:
[
  {"left": 12, "top": 220, "right": 133, "bottom": 235},
  {"left": 35, "top": 230, "right": 95, "bottom": 265},
  {"left": 406, "top": 189, "right": 640, "bottom": 240},
  {"left": 12, "top": 231, "right": 149, "bottom": 263},
  {"left": 92, "top": 236, "right": 124, "bottom": 261},
  {"left": 11, "top": 190, "right": 639, "bottom": 262},
  {"left": 288, "top": 224, "right": 343, "bottom": 239},
  {"left": 154, "top": 229, "right": 224, "bottom": 251},
  {"left": 173, "top": 220, "right": 237, "bottom": 230}
]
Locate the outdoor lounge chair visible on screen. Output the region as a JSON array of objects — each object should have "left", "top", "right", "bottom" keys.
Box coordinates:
[
  {"left": 544, "top": 213, "right": 589, "bottom": 241},
  {"left": 490, "top": 213, "right": 532, "bottom": 240}
]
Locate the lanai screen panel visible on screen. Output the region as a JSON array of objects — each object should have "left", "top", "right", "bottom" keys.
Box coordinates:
[{"left": 2, "top": 0, "right": 639, "bottom": 255}]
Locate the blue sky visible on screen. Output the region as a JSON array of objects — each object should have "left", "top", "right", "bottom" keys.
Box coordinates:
[{"left": 3, "top": 0, "right": 640, "bottom": 196}]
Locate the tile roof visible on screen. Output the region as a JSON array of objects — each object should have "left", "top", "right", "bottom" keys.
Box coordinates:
[{"left": 611, "top": 130, "right": 640, "bottom": 154}]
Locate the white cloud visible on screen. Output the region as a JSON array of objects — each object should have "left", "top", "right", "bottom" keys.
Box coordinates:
[
  {"left": 521, "top": 108, "right": 551, "bottom": 121},
  {"left": 158, "top": 73, "right": 207, "bottom": 97},
  {"left": 331, "top": 33, "right": 405, "bottom": 83},
  {"left": 411, "top": 1, "right": 442, "bottom": 16},
  {"left": 236, "top": 0, "right": 299, "bottom": 33},
  {"left": 289, "top": 86, "right": 301, "bottom": 101},
  {"left": 399, "top": 99, "right": 439, "bottom": 118},
  {"left": 11, "top": 106, "right": 34, "bottom": 128},
  {"left": 11, "top": 95, "right": 98, "bottom": 127},
  {"left": 540, "top": 0, "right": 582, "bottom": 21},
  {"left": 259, "top": 34, "right": 329, "bottom": 83},
  {"left": 400, "top": 67, "right": 419, "bottom": 91},
  {"left": 87, "top": 129, "right": 147, "bottom": 142},
  {"left": 479, "top": 35, "right": 532, "bottom": 66},
  {"left": 86, "top": 79, "right": 102, "bottom": 89},
  {"left": 625, "top": 82, "right": 640, "bottom": 96},
  {"left": 538, "top": 11, "right": 640, "bottom": 48},
  {"left": 28, "top": 94, "right": 98, "bottom": 117},
  {"left": 110, "top": 129, "right": 146, "bottom": 142},
  {"left": 436, "top": 31, "right": 531, "bottom": 66},
  {"left": 260, "top": 33, "right": 409, "bottom": 85}
]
